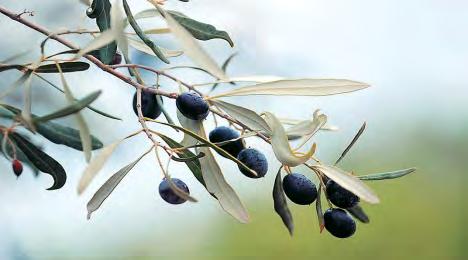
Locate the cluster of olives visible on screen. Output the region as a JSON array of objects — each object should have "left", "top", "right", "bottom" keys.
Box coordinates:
[
  {"left": 132, "top": 91, "right": 359, "bottom": 238},
  {"left": 133, "top": 91, "right": 268, "bottom": 205},
  {"left": 281, "top": 172, "right": 360, "bottom": 238}
]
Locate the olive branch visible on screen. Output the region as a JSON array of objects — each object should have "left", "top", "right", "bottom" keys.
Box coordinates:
[{"left": 0, "top": 0, "right": 415, "bottom": 238}]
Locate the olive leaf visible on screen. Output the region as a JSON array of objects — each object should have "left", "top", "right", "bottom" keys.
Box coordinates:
[
  {"left": 210, "top": 79, "right": 370, "bottom": 98},
  {"left": 211, "top": 100, "right": 271, "bottom": 134},
  {"left": 86, "top": 0, "right": 117, "bottom": 64},
  {"left": 157, "top": 133, "right": 205, "bottom": 186},
  {"left": 152, "top": 4, "right": 228, "bottom": 81},
  {"left": 0, "top": 71, "right": 32, "bottom": 100},
  {"left": 123, "top": 0, "right": 169, "bottom": 63},
  {"left": 312, "top": 165, "right": 380, "bottom": 204},
  {"left": 273, "top": 168, "right": 294, "bottom": 236},
  {"left": 347, "top": 204, "right": 370, "bottom": 223},
  {"left": 285, "top": 110, "right": 327, "bottom": 141},
  {"left": 35, "top": 121, "right": 103, "bottom": 151},
  {"left": 86, "top": 147, "right": 151, "bottom": 219},
  {"left": 127, "top": 37, "right": 183, "bottom": 58},
  {"left": 10, "top": 132, "right": 66, "bottom": 190},
  {"left": 56, "top": 64, "right": 92, "bottom": 162},
  {"left": 167, "top": 10, "right": 234, "bottom": 47},
  {"left": 129, "top": 8, "right": 233, "bottom": 47},
  {"left": 0, "top": 104, "right": 103, "bottom": 151},
  {"left": 149, "top": 118, "right": 257, "bottom": 177},
  {"left": 33, "top": 73, "right": 122, "bottom": 121},
  {"left": 169, "top": 116, "right": 249, "bottom": 223},
  {"left": 176, "top": 110, "right": 203, "bottom": 147},
  {"left": 33, "top": 90, "right": 101, "bottom": 123},
  {"left": 316, "top": 184, "right": 325, "bottom": 232},
  {"left": 77, "top": 1, "right": 125, "bottom": 61},
  {"left": 335, "top": 122, "right": 366, "bottom": 165},
  {"left": 34, "top": 62, "right": 90, "bottom": 73},
  {"left": 21, "top": 72, "right": 34, "bottom": 131},
  {"left": 78, "top": 140, "right": 122, "bottom": 194},
  {"left": 358, "top": 168, "right": 416, "bottom": 181},
  {"left": 263, "top": 112, "right": 316, "bottom": 167},
  {"left": 210, "top": 53, "right": 237, "bottom": 91}
]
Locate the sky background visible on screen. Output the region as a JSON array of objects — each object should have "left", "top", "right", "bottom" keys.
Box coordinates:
[{"left": 0, "top": 0, "right": 466, "bottom": 259}]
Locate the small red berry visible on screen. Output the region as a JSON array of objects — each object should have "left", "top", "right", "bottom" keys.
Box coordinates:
[{"left": 12, "top": 159, "right": 23, "bottom": 177}]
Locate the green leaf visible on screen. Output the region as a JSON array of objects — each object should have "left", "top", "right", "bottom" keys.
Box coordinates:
[
  {"left": 152, "top": 5, "right": 228, "bottom": 81},
  {"left": 123, "top": 0, "right": 169, "bottom": 63},
  {"left": 335, "top": 122, "right": 366, "bottom": 165},
  {"left": 285, "top": 110, "right": 327, "bottom": 140},
  {"left": 127, "top": 37, "right": 183, "bottom": 58},
  {"left": 10, "top": 132, "right": 66, "bottom": 190},
  {"left": 56, "top": 64, "right": 93, "bottom": 162},
  {"left": 211, "top": 79, "right": 370, "bottom": 98},
  {"left": 168, "top": 10, "right": 234, "bottom": 47},
  {"left": 33, "top": 90, "right": 102, "bottom": 123},
  {"left": 264, "top": 112, "right": 316, "bottom": 167},
  {"left": 347, "top": 204, "right": 370, "bottom": 223},
  {"left": 158, "top": 133, "right": 205, "bottom": 187},
  {"left": 34, "top": 62, "right": 90, "bottom": 73},
  {"left": 0, "top": 72, "right": 31, "bottom": 100},
  {"left": 312, "top": 165, "right": 380, "bottom": 204},
  {"left": 210, "top": 53, "right": 237, "bottom": 91},
  {"left": 273, "top": 168, "right": 294, "bottom": 236},
  {"left": 33, "top": 73, "right": 122, "bottom": 121},
  {"left": 211, "top": 100, "right": 271, "bottom": 134},
  {"left": 86, "top": 148, "right": 151, "bottom": 219},
  {"left": 0, "top": 104, "right": 103, "bottom": 151},
  {"left": 78, "top": 140, "right": 122, "bottom": 194},
  {"left": 150, "top": 117, "right": 258, "bottom": 177},
  {"left": 36, "top": 121, "right": 103, "bottom": 151},
  {"left": 174, "top": 115, "right": 250, "bottom": 223},
  {"left": 86, "top": 0, "right": 117, "bottom": 64},
  {"left": 316, "top": 184, "right": 325, "bottom": 232},
  {"left": 358, "top": 168, "right": 416, "bottom": 181}
]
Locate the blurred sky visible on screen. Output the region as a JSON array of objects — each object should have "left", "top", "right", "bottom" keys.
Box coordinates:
[{"left": 0, "top": 0, "right": 466, "bottom": 259}]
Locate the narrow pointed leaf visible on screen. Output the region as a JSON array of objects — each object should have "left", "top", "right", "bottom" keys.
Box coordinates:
[
  {"left": 264, "top": 112, "right": 316, "bottom": 167},
  {"left": 212, "top": 100, "right": 271, "bottom": 133},
  {"left": 34, "top": 62, "right": 90, "bottom": 73},
  {"left": 33, "top": 90, "right": 101, "bottom": 123},
  {"left": 213, "top": 79, "right": 370, "bottom": 98},
  {"left": 127, "top": 37, "right": 183, "bottom": 58},
  {"left": 10, "top": 132, "right": 66, "bottom": 190},
  {"left": 33, "top": 73, "right": 121, "bottom": 120},
  {"left": 158, "top": 133, "right": 205, "bottom": 186},
  {"left": 149, "top": 118, "right": 257, "bottom": 177},
  {"left": 86, "top": 0, "right": 117, "bottom": 64},
  {"left": 273, "top": 169, "right": 294, "bottom": 236},
  {"left": 0, "top": 72, "right": 31, "bottom": 100},
  {"left": 312, "top": 165, "right": 380, "bottom": 204},
  {"left": 56, "top": 65, "right": 92, "bottom": 162},
  {"left": 174, "top": 116, "right": 249, "bottom": 223},
  {"left": 358, "top": 168, "right": 416, "bottom": 181},
  {"left": 335, "top": 122, "right": 366, "bottom": 165},
  {"left": 153, "top": 5, "right": 228, "bottom": 80},
  {"left": 167, "top": 10, "right": 234, "bottom": 47},
  {"left": 347, "top": 204, "right": 370, "bottom": 223},
  {"left": 285, "top": 110, "right": 327, "bottom": 140},
  {"left": 36, "top": 121, "right": 103, "bottom": 151},
  {"left": 86, "top": 148, "right": 150, "bottom": 219},
  {"left": 123, "top": 0, "right": 169, "bottom": 63},
  {"left": 316, "top": 184, "right": 325, "bottom": 233},
  {"left": 0, "top": 104, "right": 103, "bottom": 151},
  {"left": 78, "top": 140, "right": 122, "bottom": 194}
]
